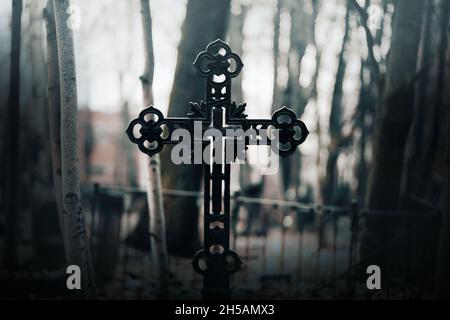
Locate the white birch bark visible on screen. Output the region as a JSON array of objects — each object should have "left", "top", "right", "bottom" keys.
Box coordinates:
[
  {"left": 43, "top": 0, "right": 67, "bottom": 259},
  {"left": 140, "top": 0, "right": 169, "bottom": 299},
  {"left": 52, "top": 0, "right": 96, "bottom": 297}
]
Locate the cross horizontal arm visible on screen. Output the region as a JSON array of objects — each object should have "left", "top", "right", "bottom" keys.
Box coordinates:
[{"left": 126, "top": 104, "right": 309, "bottom": 158}]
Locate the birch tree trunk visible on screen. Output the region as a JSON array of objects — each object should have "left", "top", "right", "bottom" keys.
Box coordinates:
[
  {"left": 139, "top": 0, "right": 169, "bottom": 300},
  {"left": 52, "top": 0, "right": 96, "bottom": 297},
  {"left": 271, "top": 0, "right": 281, "bottom": 112},
  {"left": 44, "top": 0, "right": 67, "bottom": 259},
  {"left": 3, "top": 0, "right": 23, "bottom": 270}
]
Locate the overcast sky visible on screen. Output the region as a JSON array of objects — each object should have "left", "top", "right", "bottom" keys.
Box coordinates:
[{"left": 0, "top": 0, "right": 388, "bottom": 192}]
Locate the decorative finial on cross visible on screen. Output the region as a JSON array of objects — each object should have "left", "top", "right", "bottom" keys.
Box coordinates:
[
  {"left": 193, "top": 39, "right": 243, "bottom": 102},
  {"left": 126, "top": 39, "right": 309, "bottom": 299}
]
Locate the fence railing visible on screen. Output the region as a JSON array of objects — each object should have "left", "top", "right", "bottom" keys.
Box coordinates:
[{"left": 85, "top": 184, "right": 441, "bottom": 299}]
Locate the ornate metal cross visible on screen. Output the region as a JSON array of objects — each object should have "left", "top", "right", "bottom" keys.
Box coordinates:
[{"left": 126, "top": 40, "right": 308, "bottom": 299}]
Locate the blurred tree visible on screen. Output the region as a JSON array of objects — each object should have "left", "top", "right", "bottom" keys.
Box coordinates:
[
  {"left": 350, "top": 0, "right": 380, "bottom": 88},
  {"left": 354, "top": 0, "right": 378, "bottom": 205},
  {"left": 160, "top": 0, "right": 231, "bottom": 256},
  {"left": 366, "top": 0, "right": 425, "bottom": 211},
  {"left": 400, "top": 0, "right": 449, "bottom": 212},
  {"left": 280, "top": 0, "right": 315, "bottom": 200},
  {"left": 228, "top": 1, "right": 258, "bottom": 232},
  {"left": 436, "top": 22, "right": 450, "bottom": 293},
  {"left": 308, "top": 0, "right": 326, "bottom": 205},
  {"left": 355, "top": 60, "right": 375, "bottom": 204},
  {"left": 394, "top": 0, "right": 450, "bottom": 292},
  {"left": 119, "top": 100, "right": 138, "bottom": 187},
  {"left": 139, "top": 0, "right": 169, "bottom": 299},
  {"left": 271, "top": 0, "right": 282, "bottom": 112},
  {"left": 116, "top": 1, "right": 138, "bottom": 187},
  {"left": 398, "top": 1, "right": 433, "bottom": 211},
  {"left": 412, "top": 1, "right": 450, "bottom": 298},
  {"left": 362, "top": 0, "right": 425, "bottom": 280},
  {"left": 52, "top": 0, "right": 96, "bottom": 297},
  {"left": 229, "top": 0, "right": 247, "bottom": 105},
  {"left": 430, "top": 0, "right": 449, "bottom": 297},
  {"left": 28, "top": 0, "right": 53, "bottom": 207},
  {"left": 81, "top": 107, "right": 94, "bottom": 182},
  {"left": 352, "top": 0, "right": 391, "bottom": 205},
  {"left": 2, "top": 0, "right": 23, "bottom": 270},
  {"left": 322, "top": 0, "right": 351, "bottom": 205},
  {"left": 0, "top": 4, "right": 10, "bottom": 198},
  {"left": 15, "top": 0, "right": 58, "bottom": 268},
  {"left": 43, "top": 0, "right": 66, "bottom": 256},
  {"left": 258, "top": 0, "right": 284, "bottom": 233}
]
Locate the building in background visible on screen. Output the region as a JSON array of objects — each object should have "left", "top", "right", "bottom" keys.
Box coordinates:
[{"left": 78, "top": 108, "right": 139, "bottom": 187}]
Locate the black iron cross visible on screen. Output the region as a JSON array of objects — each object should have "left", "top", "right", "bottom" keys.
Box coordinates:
[{"left": 126, "top": 40, "right": 308, "bottom": 299}]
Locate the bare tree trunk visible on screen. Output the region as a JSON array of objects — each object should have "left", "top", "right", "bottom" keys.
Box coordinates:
[
  {"left": 25, "top": 1, "right": 58, "bottom": 262},
  {"left": 271, "top": 0, "right": 282, "bottom": 112},
  {"left": 322, "top": 2, "right": 350, "bottom": 205},
  {"left": 2, "top": 0, "right": 23, "bottom": 270},
  {"left": 81, "top": 106, "right": 94, "bottom": 183},
  {"left": 52, "top": 0, "right": 96, "bottom": 297},
  {"left": 366, "top": 0, "right": 425, "bottom": 211},
  {"left": 356, "top": 61, "right": 373, "bottom": 205},
  {"left": 229, "top": 3, "right": 247, "bottom": 104},
  {"left": 435, "top": 1, "right": 450, "bottom": 298},
  {"left": 350, "top": 0, "right": 380, "bottom": 88},
  {"left": 139, "top": 0, "right": 169, "bottom": 300},
  {"left": 259, "top": 0, "right": 284, "bottom": 226},
  {"left": 308, "top": 0, "right": 325, "bottom": 205},
  {"left": 117, "top": 2, "right": 138, "bottom": 187},
  {"left": 160, "top": 0, "right": 231, "bottom": 256},
  {"left": 280, "top": 0, "right": 307, "bottom": 196},
  {"left": 283, "top": 0, "right": 310, "bottom": 116},
  {"left": 436, "top": 81, "right": 450, "bottom": 297},
  {"left": 120, "top": 100, "right": 138, "bottom": 187},
  {"left": 29, "top": 0, "right": 52, "bottom": 198},
  {"left": 362, "top": 0, "right": 425, "bottom": 281},
  {"left": 398, "top": 0, "right": 433, "bottom": 211},
  {"left": 229, "top": 2, "right": 253, "bottom": 227},
  {"left": 355, "top": 0, "right": 380, "bottom": 206},
  {"left": 43, "top": 0, "right": 67, "bottom": 258}
]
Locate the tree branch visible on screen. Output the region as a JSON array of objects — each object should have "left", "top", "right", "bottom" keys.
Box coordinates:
[{"left": 349, "top": 0, "right": 381, "bottom": 86}]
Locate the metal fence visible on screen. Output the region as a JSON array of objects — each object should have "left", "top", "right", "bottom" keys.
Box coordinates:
[{"left": 87, "top": 184, "right": 441, "bottom": 299}]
